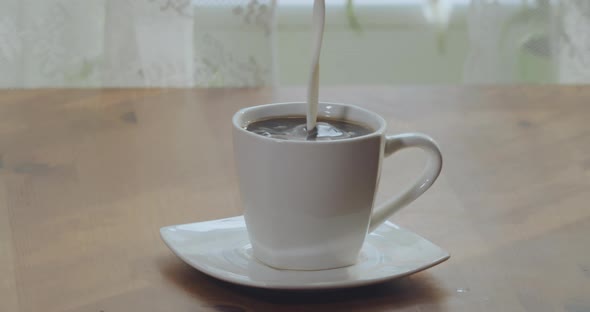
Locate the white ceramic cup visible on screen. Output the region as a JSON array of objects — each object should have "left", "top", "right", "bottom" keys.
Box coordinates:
[{"left": 232, "top": 102, "right": 442, "bottom": 270}]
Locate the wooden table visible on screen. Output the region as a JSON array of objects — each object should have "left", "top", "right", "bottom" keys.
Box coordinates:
[{"left": 1, "top": 87, "right": 589, "bottom": 312}]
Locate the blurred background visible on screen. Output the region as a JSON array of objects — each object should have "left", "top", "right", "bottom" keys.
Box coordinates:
[{"left": 1, "top": 0, "right": 588, "bottom": 88}]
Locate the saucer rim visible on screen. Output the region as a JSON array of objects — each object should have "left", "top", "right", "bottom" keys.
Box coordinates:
[{"left": 160, "top": 216, "right": 450, "bottom": 290}]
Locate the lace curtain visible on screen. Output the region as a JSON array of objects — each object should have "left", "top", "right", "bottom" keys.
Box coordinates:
[
  {"left": 0, "top": 0, "right": 589, "bottom": 87},
  {"left": 0, "top": 0, "right": 276, "bottom": 87},
  {"left": 463, "top": 0, "right": 590, "bottom": 83}
]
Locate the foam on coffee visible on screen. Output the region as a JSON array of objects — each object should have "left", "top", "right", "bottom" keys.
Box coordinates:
[{"left": 246, "top": 116, "right": 373, "bottom": 141}]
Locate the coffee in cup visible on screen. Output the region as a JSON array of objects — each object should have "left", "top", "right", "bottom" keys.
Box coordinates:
[{"left": 233, "top": 102, "right": 442, "bottom": 270}]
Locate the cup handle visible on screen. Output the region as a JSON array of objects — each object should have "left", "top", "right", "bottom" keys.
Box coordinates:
[{"left": 368, "top": 133, "right": 443, "bottom": 232}]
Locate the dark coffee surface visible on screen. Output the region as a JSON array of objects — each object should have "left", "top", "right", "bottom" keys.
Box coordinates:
[{"left": 245, "top": 116, "right": 373, "bottom": 141}]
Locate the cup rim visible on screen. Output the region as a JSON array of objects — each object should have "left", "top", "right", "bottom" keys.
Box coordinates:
[{"left": 232, "top": 102, "right": 386, "bottom": 144}]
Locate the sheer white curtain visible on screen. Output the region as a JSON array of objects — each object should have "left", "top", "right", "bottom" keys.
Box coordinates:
[
  {"left": 0, "top": 0, "right": 276, "bottom": 87},
  {"left": 463, "top": 0, "right": 590, "bottom": 83},
  {"left": 0, "top": 0, "right": 589, "bottom": 87}
]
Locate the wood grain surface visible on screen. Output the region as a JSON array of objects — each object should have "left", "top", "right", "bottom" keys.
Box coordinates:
[{"left": 0, "top": 87, "right": 589, "bottom": 312}]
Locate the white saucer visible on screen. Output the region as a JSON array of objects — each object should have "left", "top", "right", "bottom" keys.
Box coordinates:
[{"left": 160, "top": 216, "right": 449, "bottom": 290}]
